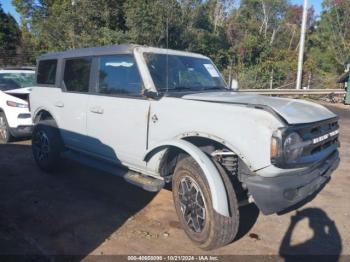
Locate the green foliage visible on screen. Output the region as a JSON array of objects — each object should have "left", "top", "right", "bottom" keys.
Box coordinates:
[
  {"left": 12, "top": 0, "right": 128, "bottom": 50},
  {"left": 124, "top": 0, "right": 183, "bottom": 48},
  {"left": 1, "top": 0, "right": 349, "bottom": 88},
  {"left": 0, "top": 3, "right": 21, "bottom": 65}
]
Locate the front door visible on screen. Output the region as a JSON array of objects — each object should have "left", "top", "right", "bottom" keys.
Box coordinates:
[{"left": 86, "top": 54, "right": 150, "bottom": 169}]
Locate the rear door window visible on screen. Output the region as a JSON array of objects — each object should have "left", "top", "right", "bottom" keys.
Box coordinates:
[{"left": 63, "top": 57, "right": 92, "bottom": 93}]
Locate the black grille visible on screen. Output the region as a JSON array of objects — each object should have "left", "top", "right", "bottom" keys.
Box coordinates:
[{"left": 297, "top": 119, "right": 339, "bottom": 157}]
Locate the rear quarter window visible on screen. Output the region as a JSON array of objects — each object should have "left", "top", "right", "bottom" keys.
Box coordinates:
[{"left": 37, "top": 59, "right": 57, "bottom": 85}]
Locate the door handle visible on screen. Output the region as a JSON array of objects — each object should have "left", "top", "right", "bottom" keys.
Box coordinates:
[
  {"left": 90, "top": 106, "right": 104, "bottom": 114},
  {"left": 54, "top": 101, "right": 64, "bottom": 108}
]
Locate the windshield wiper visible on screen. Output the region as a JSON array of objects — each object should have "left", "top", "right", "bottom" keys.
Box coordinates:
[
  {"left": 158, "top": 86, "right": 194, "bottom": 92},
  {"left": 158, "top": 86, "right": 228, "bottom": 92},
  {"left": 201, "top": 86, "right": 227, "bottom": 90}
]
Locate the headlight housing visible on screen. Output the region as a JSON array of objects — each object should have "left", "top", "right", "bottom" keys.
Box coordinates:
[
  {"left": 271, "top": 129, "right": 304, "bottom": 166},
  {"left": 283, "top": 132, "right": 303, "bottom": 162}
]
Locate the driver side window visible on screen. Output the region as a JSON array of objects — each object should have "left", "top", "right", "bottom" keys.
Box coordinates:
[{"left": 98, "top": 55, "right": 142, "bottom": 96}]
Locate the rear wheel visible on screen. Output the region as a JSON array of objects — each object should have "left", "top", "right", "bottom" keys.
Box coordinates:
[
  {"left": 0, "top": 112, "right": 12, "bottom": 144},
  {"left": 32, "top": 120, "right": 63, "bottom": 172},
  {"left": 172, "top": 156, "right": 239, "bottom": 250}
]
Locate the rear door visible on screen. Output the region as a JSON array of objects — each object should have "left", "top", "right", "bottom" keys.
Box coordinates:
[
  {"left": 86, "top": 54, "right": 150, "bottom": 169},
  {"left": 56, "top": 57, "right": 92, "bottom": 150}
]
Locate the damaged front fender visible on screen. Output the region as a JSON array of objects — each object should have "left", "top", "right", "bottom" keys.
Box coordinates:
[{"left": 144, "top": 139, "right": 230, "bottom": 217}]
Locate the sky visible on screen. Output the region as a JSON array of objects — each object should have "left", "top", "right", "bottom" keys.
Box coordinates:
[
  {"left": 1, "top": 0, "right": 20, "bottom": 22},
  {"left": 292, "top": 0, "right": 323, "bottom": 16},
  {"left": 1, "top": 0, "right": 324, "bottom": 24}
]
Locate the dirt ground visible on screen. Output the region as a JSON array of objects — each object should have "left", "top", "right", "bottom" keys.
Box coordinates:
[{"left": 0, "top": 103, "right": 349, "bottom": 258}]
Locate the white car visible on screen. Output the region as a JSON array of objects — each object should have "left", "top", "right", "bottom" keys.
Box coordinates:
[
  {"left": 30, "top": 45, "right": 339, "bottom": 250},
  {"left": 0, "top": 68, "right": 35, "bottom": 143}
]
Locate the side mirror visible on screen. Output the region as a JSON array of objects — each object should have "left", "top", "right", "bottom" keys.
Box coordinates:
[
  {"left": 143, "top": 89, "right": 159, "bottom": 99},
  {"left": 230, "top": 79, "right": 239, "bottom": 91}
]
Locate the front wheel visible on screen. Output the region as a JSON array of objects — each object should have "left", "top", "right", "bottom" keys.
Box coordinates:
[
  {"left": 32, "top": 120, "right": 63, "bottom": 172},
  {"left": 172, "top": 156, "right": 239, "bottom": 250}
]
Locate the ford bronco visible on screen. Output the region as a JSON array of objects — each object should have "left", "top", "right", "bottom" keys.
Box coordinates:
[{"left": 30, "top": 45, "right": 340, "bottom": 250}]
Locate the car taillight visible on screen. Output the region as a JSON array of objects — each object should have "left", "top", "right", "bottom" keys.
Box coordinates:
[{"left": 6, "top": 101, "right": 28, "bottom": 108}]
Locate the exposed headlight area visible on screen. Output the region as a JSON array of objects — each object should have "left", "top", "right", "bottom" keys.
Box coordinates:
[
  {"left": 6, "top": 100, "right": 28, "bottom": 108},
  {"left": 271, "top": 129, "right": 305, "bottom": 165},
  {"left": 271, "top": 118, "right": 339, "bottom": 168},
  {"left": 283, "top": 132, "right": 303, "bottom": 162}
]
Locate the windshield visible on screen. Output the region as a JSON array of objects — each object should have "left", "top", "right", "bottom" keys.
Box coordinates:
[
  {"left": 144, "top": 53, "right": 227, "bottom": 92},
  {"left": 0, "top": 72, "right": 35, "bottom": 91}
]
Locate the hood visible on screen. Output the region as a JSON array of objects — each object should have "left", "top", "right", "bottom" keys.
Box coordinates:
[
  {"left": 182, "top": 91, "right": 337, "bottom": 125},
  {"left": 4, "top": 87, "right": 32, "bottom": 95}
]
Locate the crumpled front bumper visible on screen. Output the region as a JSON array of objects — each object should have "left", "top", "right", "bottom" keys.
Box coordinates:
[{"left": 244, "top": 151, "right": 340, "bottom": 215}]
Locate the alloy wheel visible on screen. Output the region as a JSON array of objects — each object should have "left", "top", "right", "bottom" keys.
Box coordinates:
[
  {"left": 178, "top": 176, "right": 207, "bottom": 233},
  {"left": 33, "top": 130, "right": 50, "bottom": 162},
  {"left": 0, "top": 116, "right": 8, "bottom": 141}
]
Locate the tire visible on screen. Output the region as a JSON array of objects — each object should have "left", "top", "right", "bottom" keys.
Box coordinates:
[
  {"left": 172, "top": 156, "right": 239, "bottom": 250},
  {"left": 0, "top": 112, "right": 12, "bottom": 144},
  {"left": 32, "top": 120, "right": 63, "bottom": 172}
]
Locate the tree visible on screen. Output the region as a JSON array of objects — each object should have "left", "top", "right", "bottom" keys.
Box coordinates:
[
  {"left": 13, "top": 0, "right": 128, "bottom": 51},
  {"left": 0, "top": 3, "right": 21, "bottom": 65},
  {"left": 312, "top": 0, "right": 350, "bottom": 72},
  {"left": 304, "top": 0, "right": 350, "bottom": 88},
  {"left": 124, "top": 0, "right": 184, "bottom": 49},
  {"left": 9, "top": 0, "right": 348, "bottom": 89}
]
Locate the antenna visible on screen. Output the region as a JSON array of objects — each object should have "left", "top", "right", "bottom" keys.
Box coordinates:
[{"left": 166, "top": 4, "right": 169, "bottom": 93}]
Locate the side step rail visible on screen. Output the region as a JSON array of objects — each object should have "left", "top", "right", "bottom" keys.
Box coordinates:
[
  {"left": 124, "top": 173, "right": 164, "bottom": 192},
  {"left": 62, "top": 149, "right": 164, "bottom": 192}
]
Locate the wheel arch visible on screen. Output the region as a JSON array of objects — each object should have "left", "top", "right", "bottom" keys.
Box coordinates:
[
  {"left": 179, "top": 133, "right": 252, "bottom": 168},
  {"left": 145, "top": 132, "right": 252, "bottom": 174},
  {"left": 144, "top": 138, "right": 231, "bottom": 217},
  {"left": 33, "top": 108, "right": 57, "bottom": 124}
]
